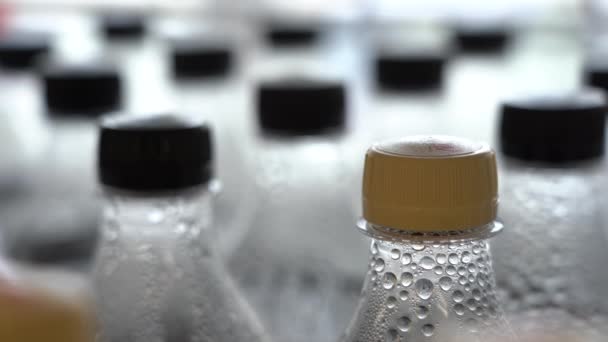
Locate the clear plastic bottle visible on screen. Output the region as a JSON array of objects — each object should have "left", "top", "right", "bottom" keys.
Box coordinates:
[
  {"left": 493, "top": 90, "right": 608, "bottom": 329},
  {"left": 4, "top": 62, "right": 122, "bottom": 266},
  {"left": 229, "top": 78, "right": 365, "bottom": 342},
  {"left": 93, "top": 114, "right": 269, "bottom": 342},
  {"left": 342, "top": 135, "right": 513, "bottom": 342}
]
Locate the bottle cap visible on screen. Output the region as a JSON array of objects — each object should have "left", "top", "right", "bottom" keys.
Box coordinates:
[
  {"left": 265, "top": 23, "right": 319, "bottom": 46},
  {"left": 375, "top": 52, "right": 445, "bottom": 91},
  {"left": 363, "top": 135, "right": 498, "bottom": 231},
  {"left": 43, "top": 63, "right": 122, "bottom": 116},
  {"left": 454, "top": 27, "right": 510, "bottom": 53},
  {"left": 500, "top": 90, "right": 606, "bottom": 163},
  {"left": 585, "top": 61, "right": 608, "bottom": 92},
  {"left": 101, "top": 14, "right": 146, "bottom": 39},
  {"left": 0, "top": 31, "right": 50, "bottom": 69},
  {"left": 171, "top": 40, "right": 232, "bottom": 79},
  {"left": 98, "top": 114, "right": 213, "bottom": 191},
  {"left": 257, "top": 78, "right": 346, "bottom": 135}
]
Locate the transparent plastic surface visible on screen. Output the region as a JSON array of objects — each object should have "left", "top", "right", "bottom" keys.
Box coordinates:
[
  {"left": 93, "top": 187, "right": 268, "bottom": 342},
  {"left": 494, "top": 159, "right": 608, "bottom": 321},
  {"left": 229, "top": 135, "right": 366, "bottom": 341},
  {"left": 342, "top": 221, "right": 513, "bottom": 342}
]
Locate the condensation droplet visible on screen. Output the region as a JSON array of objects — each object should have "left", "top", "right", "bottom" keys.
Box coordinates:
[
  {"left": 468, "top": 263, "right": 477, "bottom": 273},
  {"left": 399, "top": 290, "right": 409, "bottom": 301},
  {"left": 397, "top": 316, "right": 411, "bottom": 332},
  {"left": 458, "top": 276, "right": 468, "bottom": 285},
  {"left": 433, "top": 266, "right": 443, "bottom": 275},
  {"left": 471, "top": 289, "right": 481, "bottom": 300},
  {"left": 375, "top": 258, "right": 385, "bottom": 272},
  {"left": 454, "top": 303, "right": 466, "bottom": 315},
  {"left": 386, "top": 296, "right": 397, "bottom": 309},
  {"left": 401, "top": 272, "right": 414, "bottom": 287},
  {"left": 371, "top": 242, "right": 379, "bottom": 255},
  {"left": 411, "top": 263, "right": 418, "bottom": 270},
  {"left": 466, "top": 298, "right": 478, "bottom": 310},
  {"left": 436, "top": 253, "right": 447, "bottom": 264},
  {"left": 439, "top": 276, "right": 453, "bottom": 291},
  {"left": 465, "top": 284, "right": 471, "bottom": 292},
  {"left": 416, "top": 305, "right": 429, "bottom": 319},
  {"left": 468, "top": 274, "right": 475, "bottom": 283},
  {"left": 386, "top": 328, "right": 398, "bottom": 342},
  {"left": 446, "top": 266, "right": 457, "bottom": 275},
  {"left": 458, "top": 266, "right": 467, "bottom": 276},
  {"left": 415, "top": 278, "right": 434, "bottom": 300},
  {"left": 473, "top": 245, "right": 481, "bottom": 255},
  {"left": 383, "top": 272, "right": 397, "bottom": 290},
  {"left": 448, "top": 253, "right": 459, "bottom": 265},
  {"left": 461, "top": 251, "right": 472, "bottom": 263},
  {"left": 401, "top": 253, "right": 412, "bottom": 265},
  {"left": 452, "top": 290, "right": 464, "bottom": 303},
  {"left": 413, "top": 244, "right": 425, "bottom": 251},
  {"left": 422, "top": 324, "right": 435, "bottom": 337},
  {"left": 390, "top": 249, "right": 401, "bottom": 260},
  {"left": 420, "top": 256, "right": 435, "bottom": 270}
]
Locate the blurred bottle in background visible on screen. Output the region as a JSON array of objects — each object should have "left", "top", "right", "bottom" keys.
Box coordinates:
[
  {"left": 229, "top": 78, "right": 365, "bottom": 342},
  {"left": 4, "top": 62, "right": 122, "bottom": 267},
  {"left": 94, "top": 114, "right": 269, "bottom": 342},
  {"left": 343, "top": 135, "right": 512, "bottom": 342},
  {"left": 493, "top": 89, "right": 608, "bottom": 336},
  {"left": 167, "top": 35, "right": 256, "bottom": 256}
]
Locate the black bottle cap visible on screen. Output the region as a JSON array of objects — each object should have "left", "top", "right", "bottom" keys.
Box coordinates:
[
  {"left": 171, "top": 40, "right": 232, "bottom": 79},
  {"left": 98, "top": 114, "right": 213, "bottom": 191},
  {"left": 101, "top": 14, "right": 146, "bottom": 39},
  {"left": 257, "top": 79, "right": 346, "bottom": 135},
  {"left": 500, "top": 89, "right": 607, "bottom": 163},
  {"left": 585, "top": 61, "right": 608, "bottom": 92},
  {"left": 0, "top": 31, "right": 50, "bottom": 69},
  {"left": 375, "top": 52, "right": 446, "bottom": 91},
  {"left": 455, "top": 27, "right": 510, "bottom": 53},
  {"left": 265, "top": 23, "right": 319, "bottom": 47},
  {"left": 43, "top": 63, "right": 122, "bottom": 116}
]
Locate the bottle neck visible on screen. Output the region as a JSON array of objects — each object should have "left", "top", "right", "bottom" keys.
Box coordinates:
[
  {"left": 102, "top": 186, "right": 213, "bottom": 235},
  {"left": 344, "top": 222, "right": 511, "bottom": 342}
]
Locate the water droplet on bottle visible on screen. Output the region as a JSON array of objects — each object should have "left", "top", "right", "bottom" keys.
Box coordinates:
[
  {"left": 386, "top": 296, "right": 397, "bottom": 309},
  {"left": 468, "top": 274, "right": 475, "bottom": 283},
  {"left": 383, "top": 272, "right": 397, "bottom": 290},
  {"left": 386, "top": 328, "right": 398, "bottom": 342},
  {"left": 401, "top": 253, "right": 412, "bottom": 265},
  {"left": 476, "top": 257, "right": 484, "bottom": 267},
  {"left": 400, "top": 272, "right": 414, "bottom": 287},
  {"left": 390, "top": 249, "right": 401, "bottom": 260},
  {"left": 375, "top": 258, "right": 385, "bottom": 272},
  {"left": 458, "top": 276, "right": 468, "bottom": 285},
  {"left": 464, "top": 284, "right": 471, "bottom": 292},
  {"left": 416, "top": 305, "right": 429, "bottom": 319},
  {"left": 473, "top": 245, "right": 481, "bottom": 255},
  {"left": 371, "top": 242, "right": 379, "bottom": 255},
  {"left": 472, "top": 289, "right": 482, "bottom": 300},
  {"left": 436, "top": 253, "right": 447, "bottom": 265},
  {"left": 422, "top": 324, "right": 435, "bottom": 337},
  {"left": 466, "top": 318, "right": 479, "bottom": 332},
  {"left": 461, "top": 251, "right": 472, "bottom": 263},
  {"left": 446, "top": 266, "right": 457, "bottom": 275},
  {"left": 413, "top": 244, "right": 425, "bottom": 251},
  {"left": 433, "top": 266, "right": 443, "bottom": 275},
  {"left": 454, "top": 303, "right": 466, "bottom": 315},
  {"left": 457, "top": 266, "right": 467, "bottom": 276},
  {"left": 466, "top": 298, "right": 478, "bottom": 310},
  {"left": 467, "top": 263, "right": 477, "bottom": 273},
  {"left": 399, "top": 290, "right": 409, "bottom": 301},
  {"left": 476, "top": 274, "right": 485, "bottom": 287},
  {"left": 448, "top": 253, "right": 459, "bottom": 265},
  {"left": 371, "top": 271, "right": 378, "bottom": 282},
  {"left": 452, "top": 290, "right": 464, "bottom": 303},
  {"left": 439, "top": 276, "right": 453, "bottom": 291},
  {"left": 397, "top": 316, "right": 411, "bottom": 332},
  {"left": 420, "top": 256, "right": 435, "bottom": 270},
  {"left": 411, "top": 263, "right": 418, "bottom": 270},
  {"left": 415, "top": 279, "right": 434, "bottom": 300}
]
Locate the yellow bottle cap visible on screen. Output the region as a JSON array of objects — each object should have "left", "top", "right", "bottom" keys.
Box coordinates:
[{"left": 362, "top": 135, "right": 498, "bottom": 231}]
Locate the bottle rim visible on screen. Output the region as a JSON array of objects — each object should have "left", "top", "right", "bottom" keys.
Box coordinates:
[{"left": 357, "top": 218, "right": 503, "bottom": 244}]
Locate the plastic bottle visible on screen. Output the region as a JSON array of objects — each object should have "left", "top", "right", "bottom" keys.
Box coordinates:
[
  {"left": 168, "top": 37, "right": 255, "bottom": 255},
  {"left": 5, "top": 62, "right": 122, "bottom": 266},
  {"left": 93, "top": 114, "right": 269, "bottom": 342},
  {"left": 342, "top": 135, "right": 512, "bottom": 342},
  {"left": 493, "top": 90, "right": 608, "bottom": 325},
  {"left": 229, "top": 78, "right": 365, "bottom": 342}
]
